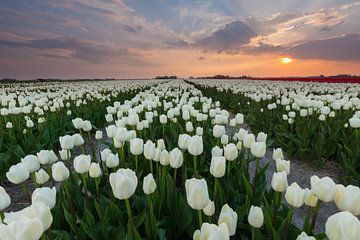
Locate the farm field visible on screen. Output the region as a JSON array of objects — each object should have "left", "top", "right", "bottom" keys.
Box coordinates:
[{"left": 0, "top": 79, "right": 359, "bottom": 240}]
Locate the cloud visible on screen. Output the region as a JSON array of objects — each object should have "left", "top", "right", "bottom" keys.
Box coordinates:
[
  {"left": 194, "top": 21, "right": 257, "bottom": 52},
  {"left": 0, "top": 37, "right": 128, "bottom": 63},
  {"left": 286, "top": 34, "right": 360, "bottom": 61}
]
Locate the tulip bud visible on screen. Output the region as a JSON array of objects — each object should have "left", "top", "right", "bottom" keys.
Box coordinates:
[
  {"left": 89, "top": 163, "right": 102, "bottom": 178},
  {"left": 59, "top": 135, "right": 74, "bottom": 150},
  {"left": 218, "top": 204, "right": 238, "bottom": 235},
  {"left": 32, "top": 187, "right": 57, "bottom": 209},
  {"left": 224, "top": 143, "right": 238, "bottom": 161},
  {"left": 72, "top": 133, "right": 84, "bottom": 146},
  {"left": 178, "top": 134, "right": 190, "bottom": 150},
  {"left": 185, "top": 178, "right": 210, "bottom": 210},
  {"left": 35, "top": 169, "right": 50, "bottom": 185},
  {"left": 196, "top": 127, "right": 203, "bottom": 136},
  {"left": 109, "top": 168, "right": 138, "bottom": 200},
  {"left": 211, "top": 146, "right": 223, "bottom": 157},
  {"left": 285, "top": 182, "right": 305, "bottom": 208},
  {"left": 256, "top": 132, "right": 267, "bottom": 143},
  {"left": 52, "top": 162, "right": 69, "bottom": 182},
  {"left": 248, "top": 205, "right": 264, "bottom": 228},
  {"left": 106, "top": 153, "right": 119, "bottom": 168},
  {"left": 26, "top": 119, "right": 34, "bottom": 128},
  {"left": 170, "top": 148, "right": 183, "bottom": 169},
  {"left": 130, "top": 138, "right": 144, "bottom": 155},
  {"left": 144, "top": 140, "right": 156, "bottom": 160},
  {"left": 186, "top": 121, "right": 194, "bottom": 132},
  {"left": 157, "top": 139, "right": 166, "bottom": 150},
  {"left": 143, "top": 173, "right": 157, "bottom": 195},
  {"left": 73, "top": 155, "right": 91, "bottom": 174},
  {"left": 221, "top": 135, "right": 229, "bottom": 145},
  {"left": 82, "top": 120, "right": 92, "bottom": 132},
  {"left": 250, "top": 142, "right": 266, "bottom": 158},
  {"left": 6, "top": 163, "right": 29, "bottom": 184},
  {"left": 310, "top": 175, "right": 336, "bottom": 202},
  {"left": 210, "top": 156, "right": 226, "bottom": 178},
  {"left": 271, "top": 171, "right": 288, "bottom": 192},
  {"left": 213, "top": 125, "right": 225, "bottom": 138},
  {"left": 0, "top": 186, "right": 11, "bottom": 211},
  {"left": 72, "top": 118, "right": 84, "bottom": 129},
  {"left": 203, "top": 201, "right": 215, "bottom": 216},
  {"left": 325, "top": 211, "right": 360, "bottom": 240},
  {"left": 243, "top": 133, "right": 255, "bottom": 149},
  {"left": 275, "top": 158, "right": 290, "bottom": 174},
  {"left": 160, "top": 149, "right": 170, "bottom": 166},
  {"left": 273, "top": 148, "right": 284, "bottom": 160},
  {"left": 95, "top": 130, "right": 103, "bottom": 140},
  {"left": 187, "top": 135, "right": 203, "bottom": 156}
]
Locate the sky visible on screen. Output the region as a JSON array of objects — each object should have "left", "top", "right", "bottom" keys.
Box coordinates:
[{"left": 0, "top": 0, "right": 360, "bottom": 79}]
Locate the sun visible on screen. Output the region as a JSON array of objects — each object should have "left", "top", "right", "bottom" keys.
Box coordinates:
[{"left": 280, "top": 57, "right": 293, "bottom": 64}]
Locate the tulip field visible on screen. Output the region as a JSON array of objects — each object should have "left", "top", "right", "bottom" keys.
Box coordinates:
[{"left": 0, "top": 79, "right": 360, "bottom": 240}]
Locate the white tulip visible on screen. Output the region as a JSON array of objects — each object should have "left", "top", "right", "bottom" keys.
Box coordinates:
[
  {"left": 248, "top": 205, "right": 264, "bottom": 228},
  {"left": 218, "top": 204, "right": 238, "bottom": 235},
  {"left": 271, "top": 171, "right": 288, "bottom": 192},
  {"left": 109, "top": 168, "right": 138, "bottom": 200},
  {"left": 73, "top": 155, "right": 91, "bottom": 174},
  {"left": 32, "top": 187, "right": 57, "bottom": 209},
  {"left": 143, "top": 173, "right": 157, "bottom": 195},
  {"left": 185, "top": 178, "right": 210, "bottom": 210}
]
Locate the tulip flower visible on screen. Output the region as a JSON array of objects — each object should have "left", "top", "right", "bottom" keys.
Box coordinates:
[
  {"left": 187, "top": 135, "right": 203, "bottom": 177},
  {"left": 52, "top": 162, "right": 69, "bottom": 182},
  {"left": 310, "top": 175, "right": 336, "bottom": 202},
  {"left": 218, "top": 204, "right": 238, "bottom": 236},
  {"left": 109, "top": 168, "right": 138, "bottom": 240},
  {"left": 296, "top": 232, "right": 315, "bottom": 240},
  {"left": 285, "top": 182, "right": 305, "bottom": 208},
  {"left": 143, "top": 173, "right": 157, "bottom": 195},
  {"left": 185, "top": 178, "right": 210, "bottom": 227},
  {"left": 325, "top": 211, "right": 360, "bottom": 240},
  {"left": 0, "top": 186, "right": 11, "bottom": 212},
  {"left": 31, "top": 187, "right": 57, "bottom": 209},
  {"left": 271, "top": 171, "right": 288, "bottom": 192},
  {"left": 193, "top": 223, "right": 229, "bottom": 240},
  {"left": 248, "top": 205, "right": 264, "bottom": 228},
  {"left": 334, "top": 184, "right": 360, "bottom": 216}
]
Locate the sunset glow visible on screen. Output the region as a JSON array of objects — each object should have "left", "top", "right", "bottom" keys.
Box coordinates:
[{"left": 280, "top": 57, "right": 293, "bottom": 64}]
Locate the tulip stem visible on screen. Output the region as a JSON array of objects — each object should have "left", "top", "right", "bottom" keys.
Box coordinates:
[
  {"left": 150, "top": 160, "right": 154, "bottom": 174},
  {"left": 193, "top": 155, "right": 198, "bottom": 177},
  {"left": 252, "top": 158, "right": 260, "bottom": 195},
  {"left": 251, "top": 227, "right": 255, "bottom": 240},
  {"left": 41, "top": 234, "right": 46, "bottom": 240},
  {"left": 272, "top": 191, "right": 281, "bottom": 226},
  {"left": 125, "top": 198, "right": 136, "bottom": 240},
  {"left": 310, "top": 201, "right": 321, "bottom": 233},
  {"left": 21, "top": 181, "right": 31, "bottom": 200},
  {"left": 198, "top": 210, "right": 203, "bottom": 228},
  {"left": 0, "top": 211, "right": 4, "bottom": 222},
  {"left": 83, "top": 174, "right": 88, "bottom": 198},
  {"left": 213, "top": 178, "right": 219, "bottom": 208},
  {"left": 135, "top": 155, "right": 138, "bottom": 174}
]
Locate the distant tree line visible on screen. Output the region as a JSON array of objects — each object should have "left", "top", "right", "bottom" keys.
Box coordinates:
[{"left": 155, "top": 75, "right": 177, "bottom": 79}]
